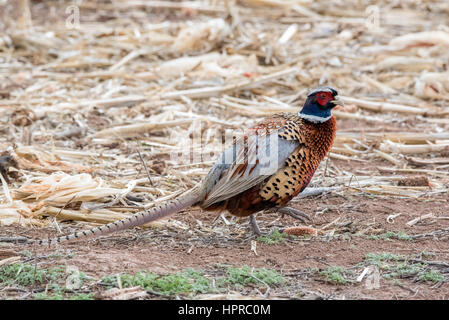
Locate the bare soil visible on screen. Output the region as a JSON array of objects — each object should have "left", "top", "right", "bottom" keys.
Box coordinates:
[{"left": 2, "top": 174, "right": 448, "bottom": 299}]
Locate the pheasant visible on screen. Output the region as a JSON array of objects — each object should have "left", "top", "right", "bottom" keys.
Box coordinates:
[{"left": 31, "top": 86, "right": 343, "bottom": 245}]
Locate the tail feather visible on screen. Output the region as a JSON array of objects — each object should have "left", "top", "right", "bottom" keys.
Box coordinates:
[{"left": 33, "top": 191, "right": 199, "bottom": 245}]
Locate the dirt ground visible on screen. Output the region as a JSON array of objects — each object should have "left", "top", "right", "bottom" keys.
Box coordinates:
[
  {"left": 1, "top": 163, "right": 448, "bottom": 299},
  {"left": 0, "top": 0, "right": 449, "bottom": 300}
]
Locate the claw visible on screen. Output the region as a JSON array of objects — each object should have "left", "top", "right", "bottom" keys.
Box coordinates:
[
  {"left": 264, "top": 206, "right": 311, "bottom": 223},
  {"left": 277, "top": 207, "right": 312, "bottom": 223},
  {"left": 250, "top": 207, "right": 311, "bottom": 237}
]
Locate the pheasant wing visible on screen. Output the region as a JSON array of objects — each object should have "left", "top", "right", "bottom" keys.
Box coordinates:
[{"left": 201, "top": 126, "right": 299, "bottom": 207}]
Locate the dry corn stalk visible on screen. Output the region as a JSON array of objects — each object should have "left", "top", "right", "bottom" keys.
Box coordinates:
[
  {"left": 341, "top": 96, "right": 436, "bottom": 115},
  {"left": 380, "top": 140, "right": 449, "bottom": 154},
  {"left": 388, "top": 31, "right": 449, "bottom": 50}
]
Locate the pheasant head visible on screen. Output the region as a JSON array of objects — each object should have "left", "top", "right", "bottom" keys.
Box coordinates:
[{"left": 297, "top": 86, "right": 344, "bottom": 123}]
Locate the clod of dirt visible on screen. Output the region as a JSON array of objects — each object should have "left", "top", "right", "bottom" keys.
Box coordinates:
[
  {"left": 152, "top": 160, "right": 166, "bottom": 175},
  {"left": 397, "top": 175, "right": 431, "bottom": 187},
  {"left": 10, "top": 108, "right": 36, "bottom": 127},
  {"left": 0, "top": 151, "right": 19, "bottom": 183},
  {"left": 0, "top": 90, "right": 10, "bottom": 99},
  {"left": 282, "top": 226, "right": 319, "bottom": 236}
]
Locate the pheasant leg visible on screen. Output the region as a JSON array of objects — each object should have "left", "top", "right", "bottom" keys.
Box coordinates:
[{"left": 249, "top": 214, "right": 264, "bottom": 236}]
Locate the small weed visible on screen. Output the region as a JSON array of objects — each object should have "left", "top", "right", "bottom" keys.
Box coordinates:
[
  {"left": 320, "top": 266, "right": 350, "bottom": 285},
  {"left": 383, "top": 262, "right": 424, "bottom": 280},
  {"left": 102, "top": 268, "right": 213, "bottom": 296},
  {"left": 33, "top": 283, "right": 93, "bottom": 300},
  {"left": 102, "top": 266, "right": 284, "bottom": 297},
  {"left": 34, "top": 292, "right": 65, "bottom": 300},
  {"left": 257, "top": 230, "right": 287, "bottom": 245},
  {"left": 68, "top": 293, "right": 94, "bottom": 300},
  {"left": 364, "top": 252, "right": 402, "bottom": 266},
  {"left": 70, "top": 293, "right": 94, "bottom": 300},
  {"left": 0, "top": 263, "right": 65, "bottom": 287},
  {"left": 34, "top": 283, "right": 65, "bottom": 300},
  {"left": 220, "top": 265, "right": 284, "bottom": 287},
  {"left": 379, "top": 231, "right": 413, "bottom": 241},
  {"left": 364, "top": 252, "right": 445, "bottom": 284},
  {"left": 0, "top": 263, "right": 93, "bottom": 300},
  {"left": 417, "top": 270, "right": 444, "bottom": 283},
  {"left": 364, "top": 252, "right": 420, "bottom": 279}
]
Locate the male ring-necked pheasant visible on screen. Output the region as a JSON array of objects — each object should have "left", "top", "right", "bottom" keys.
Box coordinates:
[{"left": 33, "top": 86, "right": 343, "bottom": 245}]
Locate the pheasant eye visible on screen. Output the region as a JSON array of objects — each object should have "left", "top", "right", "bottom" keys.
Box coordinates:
[
  {"left": 315, "top": 91, "right": 333, "bottom": 106},
  {"left": 317, "top": 93, "right": 328, "bottom": 100}
]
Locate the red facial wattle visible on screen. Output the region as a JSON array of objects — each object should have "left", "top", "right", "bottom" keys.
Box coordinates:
[{"left": 315, "top": 92, "right": 334, "bottom": 106}]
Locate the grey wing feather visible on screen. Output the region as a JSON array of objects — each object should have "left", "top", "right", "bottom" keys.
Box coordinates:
[{"left": 200, "top": 132, "right": 299, "bottom": 208}]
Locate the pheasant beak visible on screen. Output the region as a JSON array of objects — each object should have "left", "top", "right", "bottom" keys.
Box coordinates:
[{"left": 331, "top": 96, "right": 344, "bottom": 107}]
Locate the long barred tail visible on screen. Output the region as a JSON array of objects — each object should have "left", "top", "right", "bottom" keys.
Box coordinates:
[{"left": 32, "top": 191, "right": 200, "bottom": 246}]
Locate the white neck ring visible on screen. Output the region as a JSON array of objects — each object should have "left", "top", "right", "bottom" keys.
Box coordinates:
[{"left": 298, "top": 113, "right": 331, "bottom": 123}]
